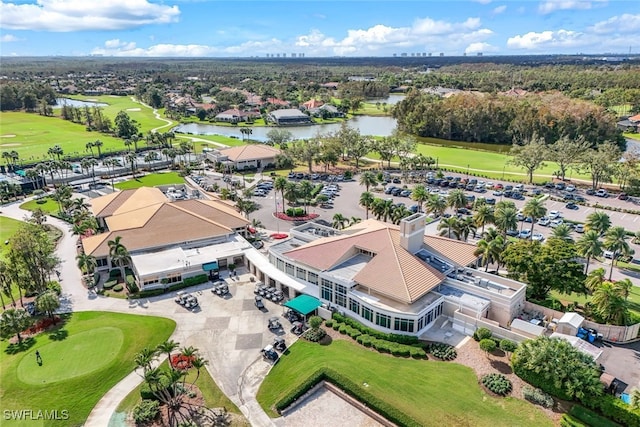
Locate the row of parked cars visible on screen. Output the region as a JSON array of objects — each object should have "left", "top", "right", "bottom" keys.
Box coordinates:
[
  {"left": 253, "top": 180, "right": 273, "bottom": 197},
  {"left": 287, "top": 171, "right": 346, "bottom": 182}
]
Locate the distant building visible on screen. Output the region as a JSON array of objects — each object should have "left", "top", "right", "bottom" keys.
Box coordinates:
[
  {"left": 617, "top": 113, "right": 640, "bottom": 132},
  {"left": 206, "top": 144, "right": 282, "bottom": 170},
  {"left": 267, "top": 109, "right": 313, "bottom": 126}
]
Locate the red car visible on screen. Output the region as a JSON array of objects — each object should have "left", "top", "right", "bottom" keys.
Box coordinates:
[
  {"left": 494, "top": 183, "right": 504, "bottom": 190},
  {"left": 618, "top": 193, "right": 629, "bottom": 200}
]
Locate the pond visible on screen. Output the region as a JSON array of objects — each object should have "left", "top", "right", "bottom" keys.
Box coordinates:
[
  {"left": 174, "top": 115, "right": 400, "bottom": 141},
  {"left": 54, "top": 98, "right": 108, "bottom": 108},
  {"left": 367, "top": 93, "right": 406, "bottom": 105}
]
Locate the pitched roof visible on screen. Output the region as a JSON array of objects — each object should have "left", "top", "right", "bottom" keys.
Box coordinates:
[
  {"left": 302, "top": 99, "right": 324, "bottom": 109},
  {"left": 269, "top": 108, "right": 309, "bottom": 119},
  {"left": 629, "top": 113, "right": 640, "bottom": 122},
  {"left": 423, "top": 235, "right": 479, "bottom": 267},
  {"left": 90, "top": 187, "right": 167, "bottom": 218},
  {"left": 283, "top": 220, "right": 452, "bottom": 304},
  {"left": 219, "top": 144, "right": 281, "bottom": 162},
  {"left": 84, "top": 189, "right": 249, "bottom": 257}
]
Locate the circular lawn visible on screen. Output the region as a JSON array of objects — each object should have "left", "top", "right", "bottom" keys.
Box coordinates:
[{"left": 17, "top": 327, "right": 124, "bottom": 385}]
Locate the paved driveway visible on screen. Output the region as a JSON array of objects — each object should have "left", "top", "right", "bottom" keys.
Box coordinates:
[{"left": 597, "top": 340, "right": 640, "bottom": 393}]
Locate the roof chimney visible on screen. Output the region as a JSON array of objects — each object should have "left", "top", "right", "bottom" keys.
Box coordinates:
[{"left": 399, "top": 213, "right": 426, "bottom": 254}]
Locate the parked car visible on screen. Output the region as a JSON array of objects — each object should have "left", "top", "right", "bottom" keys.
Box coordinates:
[
  {"left": 253, "top": 189, "right": 266, "bottom": 197},
  {"left": 291, "top": 321, "right": 306, "bottom": 335},
  {"left": 574, "top": 195, "right": 585, "bottom": 202},
  {"left": 261, "top": 345, "right": 279, "bottom": 362},
  {"left": 550, "top": 219, "right": 564, "bottom": 228},
  {"left": 506, "top": 229, "right": 519, "bottom": 237},
  {"left": 565, "top": 202, "right": 579, "bottom": 210},
  {"left": 486, "top": 198, "right": 496, "bottom": 205},
  {"left": 575, "top": 224, "right": 585, "bottom": 233},
  {"left": 555, "top": 182, "right": 566, "bottom": 190},
  {"left": 400, "top": 190, "right": 412, "bottom": 197},
  {"left": 492, "top": 190, "right": 503, "bottom": 197},
  {"left": 604, "top": 250, "right": 616, "bottom": 259},
  {"left": 618, "top": 193, "right": 629, "bottom": 200},
  {"left": 519, "top": 229, "right": 532, "bottom": 239},
  {"left": 537, "top": 217, "right": 550, "bottom": 226},
  {"left": 532, "top": 233, "right": 545, "bottom": 242},
  {"left": 595, "top": 189, "right": 609, "bottom": 198},
  {"left": 586, "top": 188, "right": 596, "bottom": 195},
  {"left": 566, "top": 184, "right": 576, "bottom": 192},
  {"left": 548, "top": 210, "right": 561, "bottom": 220}
]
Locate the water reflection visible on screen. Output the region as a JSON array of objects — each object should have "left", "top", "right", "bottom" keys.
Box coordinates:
[{"left": 54, "top": 98, "right": 108, "bottom": 108}]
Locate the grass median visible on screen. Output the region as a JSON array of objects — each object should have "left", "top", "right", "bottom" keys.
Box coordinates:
[
  {"left": 0, "top": 311, "right": 175, "bottom": 426},
  {"left": 257, "top": 339, "right": 553, "bottom": 427}
]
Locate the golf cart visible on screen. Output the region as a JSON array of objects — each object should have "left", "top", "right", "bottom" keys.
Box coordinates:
[
  {"left": 268, "top": 317, "right": 282, "bottom": 331},
  {"left": 212, "top": 281, "right": 229, "bottom": 296},
  {"left": 261, "top": 345, "right": 279, "bottom": 362},
  {"left": 255, "top": 296, "right": 265, "bottom": 310},
  {"left": 273, "top": 336, "right": 287, "bottom": 352},
  {"left": 285, "top": 309, "right": 302, "bottom": 323},
  {"left": 270, "top": 289, "right": 284, "bottom": 303},
  {"left": 291, "top": 321, "right": 305, "bottom": 335},
  {"left": 175, "top": 291, "right": 189, "bottom": 305},
  {"left": 184, "top": 295, "right": 199, "bottom": 309},
  {"left": 254, "top": 282, "right": 268, "bottom": 295}
]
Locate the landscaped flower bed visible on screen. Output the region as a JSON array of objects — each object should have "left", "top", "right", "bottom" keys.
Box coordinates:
[{"left": 274, "top": 212, "right": 319, "bottom": 221}]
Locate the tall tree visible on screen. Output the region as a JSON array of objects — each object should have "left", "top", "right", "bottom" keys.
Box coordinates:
[
  {"left": 576, "top": 230, "right": 603, "bottom": 275},
  {"left": 547, "top": 135, "right": 591, "bottom": 181},
  {"left": 447, "top": 189, "right": 467, "bottom": 212},
  {"left": 274, "top": 176, "right": 288, "bottom": 214},
  {"left": 359, "top": 191, "right": 375, "bottom": 220},
  {"left": 0, "top": 308, "right": 33, "bottom": 344},
  {"left": 509, "top": 134, "right": 547, "bottom": 184},
  {"left": 591, "top": 281, "right": 629, "bottom": 325},
  {"left": 424, "top": 194, "right": 447, "bottom": 218},
  {"left": 108, "top": 236, "right": 131, "bottom": 279},
  {"left": 580, "top": 141, "right": 621, "bottom": 190},
  {"left": 410, "top": 185, "right": 429, "bottom": 213},
  {"left": 603, "top": 226, "right": 632, "bottom": 280},
  {"left": 494, "top": 205, "right": 518, "bottom": 236},
  {"left": 473, "top": 204, "right": 495, "bottom": 235},
  {"left": 114, "top": 111, "right": 139, "bottom": 139},
  {"left": 522, "top": 198, "right": 547, "bottom": 236},
  {"left": 585, "top": 211, "right": 611, "bottom": 236},
  {"left": 358, "top": 171, "right": 378, "bottom": 192},
  {"left": 35, "top": 290, "right": 60, "bottom": 320}
]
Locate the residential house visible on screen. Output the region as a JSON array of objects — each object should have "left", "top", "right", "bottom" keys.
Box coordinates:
[
  {"left": 214, "top": 108, "right": 259, "bottom": 123},
  {"left": 617, "top": 113, "right": 640, "bottom": 132},
  {"left": 267, "top": 108, "right": 313, "bottom": 126}
]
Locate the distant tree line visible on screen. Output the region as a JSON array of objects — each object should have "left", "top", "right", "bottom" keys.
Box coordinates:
[
  {"left": 393, "top": 91, "right": 625, "bottom": 148},
  {"left": 0, "top": 81, "right": 56, "bottom": 111},
  {"left": 337, "top": 81, "right": 389, "bottom": 99}
]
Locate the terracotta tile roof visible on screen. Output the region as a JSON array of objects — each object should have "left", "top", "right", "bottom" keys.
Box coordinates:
[
  {"left": 423, "top": 235, "right": 478, "bottom": 266},
  {"left": 302, "top": 99, "right": 324, "bottom": 109},
  {"left": 630, "top": 114, "right": 640, "bottom": 122},
  {"left": 284, "top": 220, "right": 447, "bottom": 304},
  {"left": 90, "top": 187, "right": 167, "bottom": 218},
  {"left": 83, "top": 188, "right": 249, "bottom": 257},
  {"left": 219, "top": 144, "right": 281, "bottom": 162}
]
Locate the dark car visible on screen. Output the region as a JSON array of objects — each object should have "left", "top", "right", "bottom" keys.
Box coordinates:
[
  {"left": 457, "top": 207, "right": 472, "bottom": 215},
  {"left": 618, "top": 193, "right": 629, "bottom": 200},
  {"left": 565, "top": 202, "right": 579, "bottom": 210},
  {"left": 506, "top": 229, "right": 519, "bottom": 237},
  {"left": 392, "top": 178, "right": 401, "bottom": 184},
  {"left": 440, "top": 180, "right": 449, "bottom": 187},
  {"left": 486, "top": 198, "right": 496, "bottom": 205},
  {"left": 255, "top": 296, "right": 265, "bottom": 309},
  {"left": 586, "top": 188, "right": 596, "bottom": 195},
  {"left": 574, "top": 195, "right": 586, "bottom": 202}
]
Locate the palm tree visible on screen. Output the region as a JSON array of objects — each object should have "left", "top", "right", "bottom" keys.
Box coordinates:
[
  {"left": 134, "top": 347, "right": 158, "bottom": 373},
  {"left": 551, "top": 224, "right": 574, "bottom": 242},
  {"left": 576, "top": 230, "right": 603, "bottom": 274},
  {"left": 390, "top": 205, "right": 412, "bottom": 225},
  {"left": 474, "top": 236, "right": 505, "bottom": 272},
  {"left": 473, "top": 205, "right": 494, "bottom": 235},
  {"left": 47, "top": 144, "right": 64, "bottom": 161},
  {"left": 85, "top": 141, "right": 95, "bottom": 156},
  {"left": 592, "top": 281, "right": 629, "bottom": 325},
  {"left": 410, "top": 185, "right": 429, "bottom": 213},
  {"left": 424, "top": 194, "right": 446, "bottom": 218},
  {"left": 35, "top": 290, "right": 60, "bottom": 320},
  {"left": 585, "top": 211, "right": 611, "bottom": 236},
  {"left": 283, "top": 182, "right": 299, "bottom": 207},
  {"left": 457, "top": 216, "right": 477, "bottom": 241},
  {"left": 358, "top": 171, "right": 378, "bottom": 192},
  {"left": 157, "top": 340, "right": 179, "bottom": 368},
  {"left": 603, "top": 226, "right": 632, "bottom": 280},
  {"left": 125, "top": 151, "right": 137, "bottom": 178},
  {"left": 107, "top": 236, "right": 131, "bottom": 279},
  {"left": 522, "top": 198, "right": 546, "bottom": 236},
  {"left": 332, "top": 213, "right": 348, "bottom": 230},
  {"left": 0, "top": 308, "right": 34, "bottom": 344},
  {"left": 372, "top": 198, "right": 394, "bottom": 222},
  {"left": 447, "top": 189, "right": 467, "bottom": 213},
  {"left": 274, "top": 176, "right": 288, "bottom": 214},
  {"left": 359, "top": 191, "right": 375, "bottom": 219},
  {"left": 613, "top": 278, "right": 633, "bottom": 301},
  {"left": 76, "top": 252, "right": 97, "bottom": 285},
  {"left": 349, "top": 216, "right": 362, "bottom": 226},
  {"left": 298, "top": 180, "right": 314, "bottom": 214},
  {"left": 438, "top": 217, "right": 459, "bottom": 239},
  {"left": 93, "top": 139, "right": 103, "bottom": 158},
  {"left": 190, "top": 356, "right": 209, "bottom": 385},
  {"left": 494, "top": 205, "right": 517, "bottom": 236},
  {"left": 585, "top": 268, "right": 606, "bottom": 294}
]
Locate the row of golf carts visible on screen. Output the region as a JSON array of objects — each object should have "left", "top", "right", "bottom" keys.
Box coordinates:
[
  {"left": 254, "top": 282, "right": 284, "bottom": 303},
  {"left": 211, "top": 280, "right": 230, "bottom": 297},
  {"left": 175, "top": 291, "right": 199, "bottom": 309}
]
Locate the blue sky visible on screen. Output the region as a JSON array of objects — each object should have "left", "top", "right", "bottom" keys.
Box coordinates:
[{"left": 0, "top": 1, "right": 638, "bottom": 57}]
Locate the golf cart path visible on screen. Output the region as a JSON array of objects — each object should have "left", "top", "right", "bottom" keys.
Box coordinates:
[
  {"left": 0, "top": 198, "right": 275, "bottom": 427},
  {"left": 129, "top": 97, "right": 175, "bottom": 134}
]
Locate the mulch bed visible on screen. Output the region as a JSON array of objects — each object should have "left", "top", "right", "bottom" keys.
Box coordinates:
[{"left": 273, "top": 212, "right": 319, "bottom": 221}]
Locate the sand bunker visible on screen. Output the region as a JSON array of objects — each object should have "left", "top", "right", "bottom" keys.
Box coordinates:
[
  {"left": 0, "top": 143, "right": 21, "bottom": 147},
  {"left": 126, "top": 108, "right": 141, "bottom": 112},
  {"left": 1, "top": 134, "right": 17, "bottom": 138},
  {"left": 86, "top": 98, "right": 99, "bottom": 102}
]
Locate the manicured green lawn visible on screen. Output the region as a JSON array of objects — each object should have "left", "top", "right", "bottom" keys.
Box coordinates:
[
  {"left": 623, "top": 132, "right": 640, "bottom": 141},
  {"left": 116, "top": 360, "right": 246, "bottom": 425},
  {"left": 19, "top": 197, "right": 60, "bottom": 215},
  {"left": 0, "top": 112, "right": 126, "bottom": 161},
  {"left": 0, "top": 216, "right": 23, "bottom": 260},
  {"left": 0, "top": 311, "right": 175, "bottom": 427},
  {"left": 115, "top": 172, "right": 185, "bottom": 189},
  {"left": 65, "top": 95, "right": 173, "bottom": 133},
  {"left": 551, "top": 282, "right": 640, "bottom": 319},
  {"left": 257, "top": 340, "right": 553, "bottom": 427}
]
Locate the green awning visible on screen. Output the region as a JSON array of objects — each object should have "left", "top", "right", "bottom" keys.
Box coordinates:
[
  {"left": 202, "top": 261, "right": 219, "bottom": 271},
  {"left": 283, "top": 295, "right": 322, "bottom": 316}
]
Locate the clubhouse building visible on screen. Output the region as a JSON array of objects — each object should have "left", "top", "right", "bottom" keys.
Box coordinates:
[{"left": 245, "top": 213, "right": 529, "bottom": 338}]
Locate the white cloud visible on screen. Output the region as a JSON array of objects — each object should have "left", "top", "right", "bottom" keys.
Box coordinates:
[
  {"left": 538, "top": 0, "right": 607, "bottom": 15},
  {"left": 590, "top": 14, "right": 640, "bottom": 34},
  {"left": 465, "top": 42, "right": 498, "bottom": 54},
  {"left": 492, "top": 5, "right": 507, "bottom": 15},
  {"left": 0, "top": 33, "right": 20, "bottom": 42},
  {"left": 0, "top": 0, "right": 180, "bottom": 32},
  {"left": 507, "top": 29, "right": 587, "bottom": 49},
  {"left": 91, "top": 15, "right": 495, "bottom": 57}
]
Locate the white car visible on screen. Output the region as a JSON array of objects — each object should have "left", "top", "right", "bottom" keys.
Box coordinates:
[
  {"left": 566, "top": 184, "right": 576, "bottom": 192},
  {"left": 537, "top": 217, "right": 550, "bottom": 226},
  {"left": 575, "top": 224, "right": 584, "bottom": 233},
  {"left": 604, "top": 250, "right": 617, "bottom": 259},
  {"left": 548, "top": 210, "right": 561, "bottom": 220},
  {"left": 550, "top": 219, "right": 564, "bottom": 228},
  {"left": 519, "top": 229, "right": 532, "bottom": 239},
  {"left": 532, "top": 233, "right": 545, "bottom": 242}
]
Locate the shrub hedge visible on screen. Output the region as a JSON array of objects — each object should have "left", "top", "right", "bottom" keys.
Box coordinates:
[
  {"left": 302, "top": 328, "right": 326, "bottom": 342},
  {"left": 275, "top": 368, "right": 422, "bottom": 427},
  {"left": 112, "top": 284, "right": 124, "bottom": 292},
  {"left": 325, "top": 319, "right": 334, "bottom": 328},
  {"left": 132, "top": 399, "right": 160, "bottom": 425},
  {"left": 481, "top": 373, "right": 512, "bottom": 396},
  {"left": 331, "top": 313, "right": 418, "bottom": 345},
  {"left": 132, "top": 274, "right": 209, "bottom": 298},
  {"left": 568, "top": 405, "right": 623, "bottom": 427},
  {"left": 473, "top": 327, "right": 492, "bottom": 341},
  {"left": 109, "top": 269, "right": 121, "bottom": 278},
  {"left": 103, "top": 279, "right": 118, "bottom": 290},
  {"left": 522, "top": 386, "right": 555, "bottom": 409},
  {"left": 425, "top": 343, "right": 457, "bottom": 361},
  {"left": 332, "top": 322, "right": 426, "bottom": 358}
]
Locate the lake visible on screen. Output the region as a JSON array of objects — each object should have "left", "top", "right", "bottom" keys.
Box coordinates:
[
  {"left": 174, "top": 115, "right": 400, "bottom": 141},
  {"left": 54, "top": 98, "right": 108, "bottom": 108}
]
